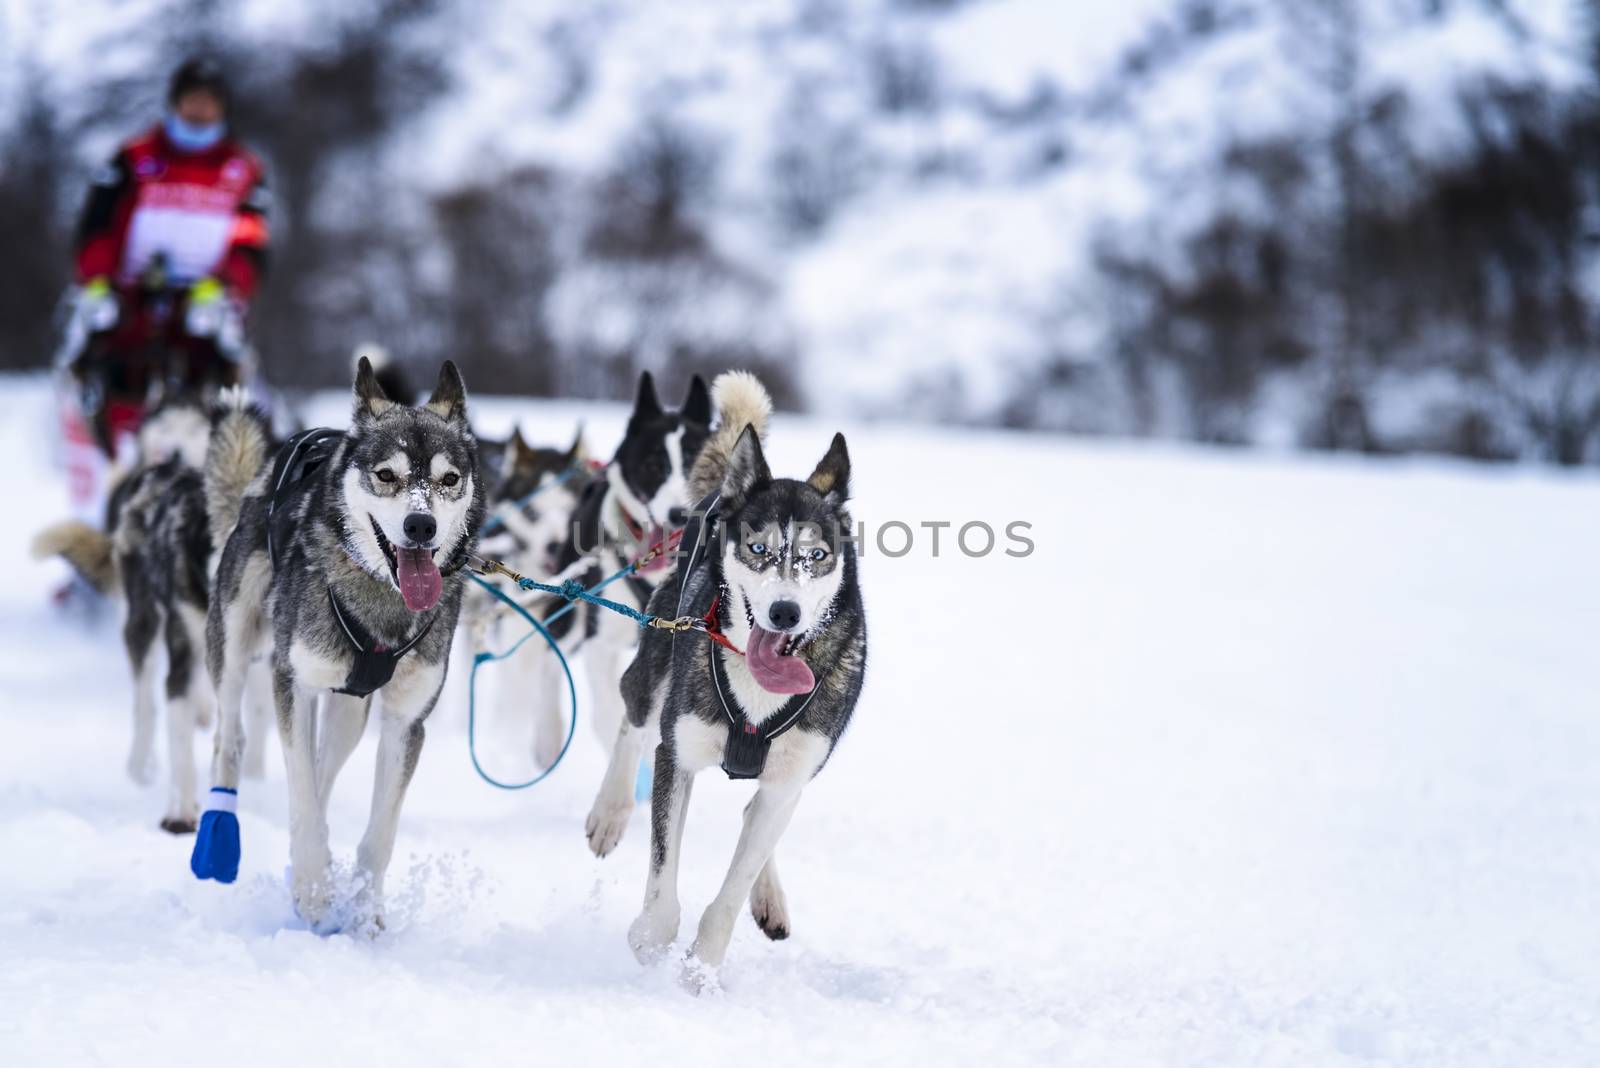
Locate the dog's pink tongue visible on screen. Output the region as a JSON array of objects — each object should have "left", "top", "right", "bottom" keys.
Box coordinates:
[
  {"left": 395, "top": 547, "right": 442, "bottom": 612},
  {"left": 745, "top": 624, "right": 815, "bottom": 695}
]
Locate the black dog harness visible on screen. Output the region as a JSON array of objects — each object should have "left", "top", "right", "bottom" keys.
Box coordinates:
[
  {"left": 266, "top": 428, "right": 435, "bottom": 699},
  {"left": 674, "top": 496, "right": 818, "bottom": 780}
]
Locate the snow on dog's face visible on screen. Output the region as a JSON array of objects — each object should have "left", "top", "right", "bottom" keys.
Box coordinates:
[
  {"left": 342, "top": 358, "right": 483, "bottom": 612},
  {"left": 717, "top": 428, "right": 852, "bottom": 695},
  {"left": 606, "top": 372, "right": 710, "bottom": 571}
]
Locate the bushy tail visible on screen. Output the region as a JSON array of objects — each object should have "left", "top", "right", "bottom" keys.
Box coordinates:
[
  {"left": 205, "top": 386, "right": 271, "bottom": 544},
  {"left": 689, "top": 371, "right": 773, "bottom": 501},
  {"left": 31, "top": 521, "right": 117, "bottom": 593}
]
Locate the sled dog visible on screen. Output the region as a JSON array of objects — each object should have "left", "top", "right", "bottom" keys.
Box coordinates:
[
  {"left": 194, "top": 358, "right": 483, "bottom": 930},
  {"left": 507, "top": 372, "right": 711, "bottom": 770},
  {"left": 32, "top": 396, "right": 272, "bottom": 832},
  {"left": 591, "top": 371, "right": 868, "bottom": 985}
]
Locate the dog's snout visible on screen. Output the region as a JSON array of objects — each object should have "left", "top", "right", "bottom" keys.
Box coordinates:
[
  {"left": 667, "top": 506, "right": 688, "bottom": 527},
  {"left": 768, "top": 600, "right": 802, "bottom": 632},
  {"left": 402, "top": 512, "right": 437, "bottom": 545}
]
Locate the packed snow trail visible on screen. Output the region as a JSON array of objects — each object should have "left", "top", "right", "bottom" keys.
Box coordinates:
[{"left": 1, "top": 375, "right": 1596, "bottom": 1066}]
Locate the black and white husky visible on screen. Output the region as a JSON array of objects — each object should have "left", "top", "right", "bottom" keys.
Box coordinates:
[
  {"left": 591, "top": 371, "right": 867, "bottom": 985},
  {"left": 504, "top": 372, "right": 711, "bottom": 769},
  {"left": 32, "top": 397, "right": 272, "bottom": 833},
  {"left": 193, "top": 359, "right": 484, "bottom": 931},
  {"left": 458, "top": 425, "right": 589, "bottom": 719}
]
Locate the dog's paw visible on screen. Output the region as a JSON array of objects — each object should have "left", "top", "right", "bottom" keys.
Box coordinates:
[
  {"left": 159, "top": 813, "right": 198, "bottom": 835},
  {"left": 289, "top": 862, "right": 336, "bottom": 931},
  {"left": 584, "top": 798, "right": 633, "bottom": 858},
  {"left": 627, "top": 909, "right": 678, "bottom": 965},
  {"left": 749, "top": 880, "right": 791, "bottom": 941},
  {"left": 678, "top": 953, "right": 723, "bottom": 997}
]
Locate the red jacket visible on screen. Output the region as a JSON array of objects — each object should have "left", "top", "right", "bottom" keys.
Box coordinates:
[{"left": 75, "top": 124, "right": 270, "bottom": 300}]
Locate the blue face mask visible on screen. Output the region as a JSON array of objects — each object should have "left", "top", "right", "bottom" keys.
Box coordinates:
[{"left": 164, "top": 112, "right": 225, "bottom": 153}]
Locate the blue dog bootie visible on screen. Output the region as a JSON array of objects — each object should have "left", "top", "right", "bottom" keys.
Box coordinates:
[{"left": 190, "top": 787, "right": 241, "bottom": 883}]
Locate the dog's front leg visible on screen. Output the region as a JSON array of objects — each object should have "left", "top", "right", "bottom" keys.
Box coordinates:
[
  {"left": 586, "top": 669, "right": 664, "bottom": 857},
  {"left": 276, "top": 671, "right": 333, "bottom": 927},
  {"left": 353, "top": 672, "right": 440, "bottom": 926},
  {"left": 315, "top": 692, "right": 372, "bottom": 817},
  {"left": 582, "top": 629, "right": 631, "bottom": 750},
  {"left": 526, "top": 638, "right": 569, "bottom": 771},
  {"left": 684, "top": 784, "right": 802, "bottom": 984},
  {"left": 628, "top": 744, "right": 694, "bottom": 963}
]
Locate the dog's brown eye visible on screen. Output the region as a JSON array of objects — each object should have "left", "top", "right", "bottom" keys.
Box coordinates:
[
  {"left": 440, "top": 472, "right": 460, "bottom": 488},
  {"left": 375, "top": 469, "right": 396, "bottom": 484}
]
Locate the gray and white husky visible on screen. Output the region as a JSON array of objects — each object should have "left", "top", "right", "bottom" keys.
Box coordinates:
[
  {"left": 32, "top": 397, "right": 272, "bottom": 833},
  {"left": 503, "top": 372, "right": 711, "bottom": 770},
  {"left": 198, "top": 358, "right": 484, "bottom": 929},
  {"left": 589, "top": 371, "right": 867, "bottom": 985}
]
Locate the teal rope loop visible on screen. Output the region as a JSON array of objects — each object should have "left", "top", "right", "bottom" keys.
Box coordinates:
[
  {"left": 465, "top": 573, "right": 578, "bottom": 790},
  {"left": 463, "top": 554, "right": 653, "bottom": 790}
]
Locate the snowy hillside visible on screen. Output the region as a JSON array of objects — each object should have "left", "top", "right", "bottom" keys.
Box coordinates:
[{"left": 4, "top": 374, "right": 1598, "bottom": 1065}]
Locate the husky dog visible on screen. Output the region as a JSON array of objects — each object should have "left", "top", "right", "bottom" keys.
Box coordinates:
[
  {"left": 509, "top": 372, "right": 711, "bottom": 769},
  {"left": 457, "top": 426, "right": 589, "bottom": 716},
  {"left": 592, "top": 371, "right": 867, "bottom": 985},
  {"left": 193, "top": 359, "right": 484, "bottom": 930},
  {"left": 477, "top": 425, "right": 589, "bottom": 581},
  {"left": 32, "top": 396, "right": 273, "bottom": 833}
]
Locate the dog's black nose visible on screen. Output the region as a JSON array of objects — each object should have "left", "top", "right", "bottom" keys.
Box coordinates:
[
  {"left": 667, "top": 506, "right": 688, "bottom": 527},
  {"left": 768, "top": 600, "right": 801, "bottom": 632},
  {"left": 403, "top": 512, "right": 437, "bottom": 545}
]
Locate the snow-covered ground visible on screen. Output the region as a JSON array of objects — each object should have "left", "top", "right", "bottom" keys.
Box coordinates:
[{"left": 2, "top": 373, "right": 1597, "bottom": 1065}]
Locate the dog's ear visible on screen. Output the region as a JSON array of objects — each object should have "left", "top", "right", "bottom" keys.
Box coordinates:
[
  {"left": 425, "top": 361, "right": 468, "bottom": 423},
  {"left": 630, "top": 371, "right": 662, "bottom": 425},
  {"left": 353, "top": 355, "right": 396, "bottom": 422},
  {"left": 507, "top": 425, "right": 531, "bottom": 463},
  {"left": 682, "top": 374, "right": 712, "bottom": 426},
  {"left": 719, "top": 424, "right": 772, "bottom": 504},
  {"left": 806, "top": 432, "right": 850, "bottom": 504},
  {"left": 565, "top": 424, "right": 588, "bottom": 465}
]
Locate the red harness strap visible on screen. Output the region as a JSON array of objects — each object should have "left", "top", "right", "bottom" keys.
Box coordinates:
[{"left": 701, "top": 595, "right": 744, "bottom": 655}]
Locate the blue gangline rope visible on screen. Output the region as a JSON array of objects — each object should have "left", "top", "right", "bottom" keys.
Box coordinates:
[
  {"left": 464, "top": 554, "right": 663, "bottom": 790},
  {"left": 465, "top": 573, "right": 579, "bottom": 790},
  {"left": 479, "top": 465, "right": 585, "bottom": 537}
]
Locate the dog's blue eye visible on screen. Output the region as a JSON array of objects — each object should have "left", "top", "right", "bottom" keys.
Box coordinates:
[
  {"left": 809, "top": 547, "right": 828, "bottom": 561},
  {"left": 375, "top": 469, "right": 396, "bottom": 484},
  {"left": 749, "top": 542, "right": 766, "bottom": 556}
]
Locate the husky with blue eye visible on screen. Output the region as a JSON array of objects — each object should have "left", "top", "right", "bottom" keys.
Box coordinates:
[
  {"left": 192, "top": 358, "right": 484, "bottom": 932},
  {"left": 587, "top": 371, "right": 867, "bottom": 987}
]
